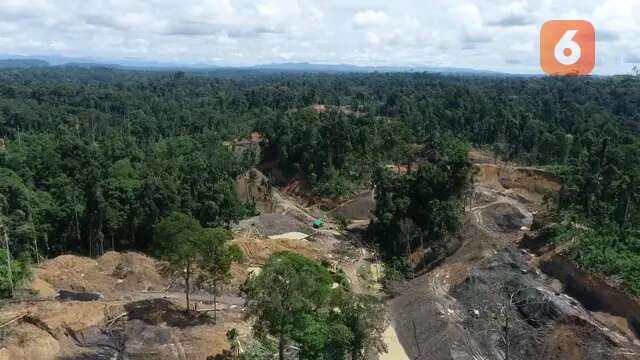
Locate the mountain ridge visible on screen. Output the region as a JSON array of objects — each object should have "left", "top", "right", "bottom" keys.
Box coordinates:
[{"left": 0, "top": 55, "right": 519, "bottom": 76}]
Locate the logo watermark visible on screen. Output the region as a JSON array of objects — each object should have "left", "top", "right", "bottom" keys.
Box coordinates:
[{"left": 540, "top": 20, "right": 595, "bottom": 75}]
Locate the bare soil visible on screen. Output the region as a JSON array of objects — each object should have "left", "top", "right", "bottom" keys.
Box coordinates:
[
  {"left": 1, "top": 168, "right": 378, "bottom": 360},
  {"left": 32, "top": 251, "right": 168, "bottom": 300},
  {"left": 387, "top": 164, "right": 640, "bottom": 360}
]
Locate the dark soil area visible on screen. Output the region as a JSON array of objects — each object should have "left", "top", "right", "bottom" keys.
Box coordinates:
[
  {"left": 480, "top": 203, "right": 528, "bottom": 233},
  {"left": 125, "top": 299, "right": 214, "bottom": 328},
  {"left": 329, "top": 191, "right": 375, "bottom": 221},
  {"left": 452, "top": 248, "right": 637, "bottom": 360}
]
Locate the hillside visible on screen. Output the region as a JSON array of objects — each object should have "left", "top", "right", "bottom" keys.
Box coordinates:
[{"left": 0, "top": 59, "right": 49, "bottom": 69}]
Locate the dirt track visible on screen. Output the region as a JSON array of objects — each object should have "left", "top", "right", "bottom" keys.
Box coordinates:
[
  {"left": 4, "top": 165, "right": 637, "bottom": 360},
  {"left": 0, "top": 170, "right": 387, "bottom": 360},
  {"left": 387, "top": 166, "right": 640, "bottom": 360}
]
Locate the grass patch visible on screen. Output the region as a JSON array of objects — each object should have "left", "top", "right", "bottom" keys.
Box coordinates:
[{"left": 566, "top": 225, "right": 640, "bottom": 296}]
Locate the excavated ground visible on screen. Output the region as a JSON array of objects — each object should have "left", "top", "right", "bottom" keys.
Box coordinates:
[
  {"left": 0, "top": 169, "right": 382, "bottom": 360},
  {"left": 388, "top": 165, "right": 640, "bottom": 360},
  {"left": 3, "top": 164, "right": 638, "bottom": 360}
]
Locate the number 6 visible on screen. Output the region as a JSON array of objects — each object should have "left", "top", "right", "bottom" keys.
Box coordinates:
[{"left": 554, "top": 29, "right": 581, "bottom": 65}]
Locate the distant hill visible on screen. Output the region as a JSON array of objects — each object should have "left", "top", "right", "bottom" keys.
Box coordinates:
[
  {"left": 0, "top": 56, "right": 518, "bottom": 76},
  {"left": 249, "top": 62, "right": 510, "bottom": 76},
  {"left": 0, "top": 59, "right": 49, "bottom": 68}
]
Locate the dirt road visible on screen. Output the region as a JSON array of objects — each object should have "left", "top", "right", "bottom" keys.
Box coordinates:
[{"left": 387, "top": 170, "right": 640, "bottom": 360}]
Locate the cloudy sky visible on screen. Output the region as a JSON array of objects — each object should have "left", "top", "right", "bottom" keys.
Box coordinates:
[{"left": 0, "top": 0, "right": 638, "bottom": 74}]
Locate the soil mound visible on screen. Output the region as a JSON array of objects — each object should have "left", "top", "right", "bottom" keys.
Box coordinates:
[
  {"left": 474, "top": 164, "right": 562, "bottom": 201},
  {"left": 99, "top": 251, "right": 166, "bottom": 292},
  {"left": 474, "top": 163, "right": 505, "bottom": 190},
  {"left": 506, "top": 168, "right": 562, "bottom": 194},
  {"left": 33, "top": 252, "right": 167, "bottom": 300},
  {"left": 543, "top": 317, "right": 635, "bottom": 360}
]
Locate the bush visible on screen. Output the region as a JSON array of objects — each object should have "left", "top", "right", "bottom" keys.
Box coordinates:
[
  {"left": 0, "top": 250, "right": 30, "bottom": 298},
  {"left": 334, "top": 213, "right": 352, "bottom": 230},
  {"left": 571, "top": 227, "right": 640, "bottom": 295}
]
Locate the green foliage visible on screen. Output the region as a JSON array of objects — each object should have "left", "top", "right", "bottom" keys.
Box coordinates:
[
  {"left": 334, "top": 268, "right": 351, "bottom": 291},
  {"left": 197, "top": 227, "right": 244, "bottom": 321},
  {"left": 239, "top": 337, "right": 278, "bottom": 360},
  {"left": 369, "top": 138, "right": 472, "bottom": 259},
  {"left": 334, "top": 213, "right": 352, "bottom": 231},
  {"left": 0, "top": 67, "right": 638, "bottom": 298},
  {"left": 0, "top": 249, "right": 30, "bottom": 298},
  {"left": 155, "top": 212, "right": 202, "bottom": 309},
  {"left": 567, "top": 224, "right": 640, "bottom": 295},
  {"left": 244, "top": 252, "right": 385, "bottom": 359},
  {"left": 381, "top": 257, "right": 411, "bottom": 293},
  {"left": 155, "top": 212, "right": 202, "bottom": 266},
  {"left": 155, "top": 212, "right": 244, "bottom": 311},
  {"left": 244, "top": 251, "right": 333, "bottom": 338},
  {"left": 294, "top": 313, "right": 354, "bottom": 360}
]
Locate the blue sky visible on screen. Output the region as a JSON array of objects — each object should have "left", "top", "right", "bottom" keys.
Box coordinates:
[{"left": 0, "top": 0, "right": 638, "bottom": 74}]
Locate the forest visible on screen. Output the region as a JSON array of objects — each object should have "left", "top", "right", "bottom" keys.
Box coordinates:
[{"left": 0, "top": 66, "right": 638, "bottom": 294}]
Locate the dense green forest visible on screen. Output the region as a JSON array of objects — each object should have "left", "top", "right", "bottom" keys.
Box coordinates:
[{"left": 0, "top": 67, "right": 638, "bottom": 292}]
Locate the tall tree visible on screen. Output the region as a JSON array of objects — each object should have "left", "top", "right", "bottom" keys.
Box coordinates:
[
  {"left": 244, "top": 251, "right": 333, "bottom": 360},
  {"left": 197, "top": 227, "right": 244, "bottom": 323},
  {"left": 155, "top": 212, "right": 202, "bottom": 310}
]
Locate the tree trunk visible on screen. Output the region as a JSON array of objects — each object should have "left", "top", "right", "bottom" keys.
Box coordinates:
[
  {"left": 2, "top": 226, "right": 14, "bottom": 298},
  {"left": 214, "top": 278, "right": 219, "bottom": 323},
  {"left": 623, "top": 191, "right": 631, "bottom": 230},
  {"left": 185, "top": 266, "right": 191, "bottom": 311},
  {"left": 279, "top": 334, "right": 286, "bottom": 360},
  {"left": 74, "top": 195, "right": 82, "bottom": 255},
  {"left": 504, "top": 312, "right": 510, "bottom": 360}
]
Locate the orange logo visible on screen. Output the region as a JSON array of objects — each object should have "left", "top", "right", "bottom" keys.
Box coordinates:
[{"left": 540, "top": 20, "right": 595, "bottom": 75}]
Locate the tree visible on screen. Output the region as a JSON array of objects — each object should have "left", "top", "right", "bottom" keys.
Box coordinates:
[
  {"left": 0, "top": 248, "right": 29, "bottom": 299},
  {"left": 369, "top": 138, "right": 472, "bottom": 261},
  {"left": 293, "top": 312, "right": 354, "bottom": 360},
  {"left": 155, "top": 212, "right": 202, "bottom": 310},
  {"left": 197, "top": 227, "right": 244, "bottom": 323},
  {"left": 244, "top": 251, "right": 333, "bottom": 360},
  {"left": 334, "top": 292, "right": 387, "bottom": 360},
  {"left": 226, "top": 328, "right": 241, "bottom": 358}
]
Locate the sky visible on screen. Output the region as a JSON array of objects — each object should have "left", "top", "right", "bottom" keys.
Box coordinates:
[{"left": 0, "top": 0, "right": 638, "bottom": 74}]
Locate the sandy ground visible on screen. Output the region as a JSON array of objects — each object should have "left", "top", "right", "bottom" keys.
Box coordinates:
[{"left": 381, "top": 326, "right": 410, "bottom": 360}]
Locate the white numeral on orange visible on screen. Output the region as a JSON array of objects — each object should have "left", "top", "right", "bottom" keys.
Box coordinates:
[{"left": 554, "top": 29, "right": 581, "bottom": 65}]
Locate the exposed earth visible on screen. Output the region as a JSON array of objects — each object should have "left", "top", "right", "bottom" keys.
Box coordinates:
[
  {"left": 387, "top": 163, "right": 640, "bottom": 360},
  {"left": 0, "top": 169, "right": 382, "bottom": 360},
  {"left": 1, "top": 161, "right": 639, "bottom": 360}
]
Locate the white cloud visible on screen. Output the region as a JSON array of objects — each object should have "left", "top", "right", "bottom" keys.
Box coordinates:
[
  {"left": 353, "top": 10, "right": 389, "bottom": 28},
  {"left": 257, "top": 0, "right": 302, "bottom": 19},
  {"left": 0, "top": 0, "right": 636, "bottom": 74},
  {"left": 450, "top": 4, "right": 493, "bottom": 44},
  {"left": 311, "top": 7, "right": 324, "bottom": 20}
]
